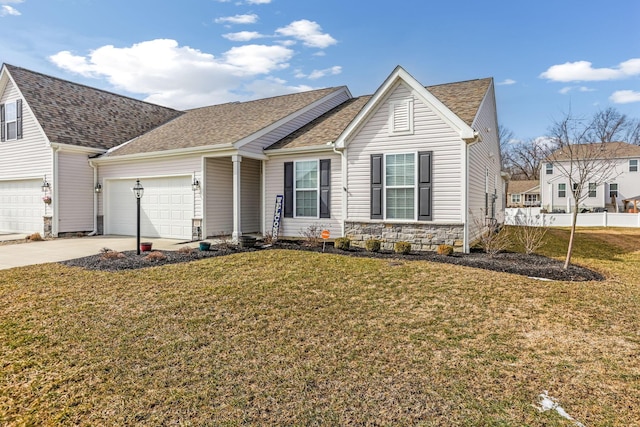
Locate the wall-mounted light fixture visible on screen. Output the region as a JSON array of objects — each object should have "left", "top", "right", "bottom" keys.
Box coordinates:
[
  {"left": 95, "top": 183, "right": 102, "bottom": 193},
  {"left": 192, "top": 173, "right": 200, "bottom": 192},
  {"left": 41, "top": 175, "right": 50, "bottom": 192}
]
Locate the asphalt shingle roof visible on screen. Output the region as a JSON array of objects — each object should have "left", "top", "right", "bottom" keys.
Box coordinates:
[
  {"left": 267, "top": 78, "right": 492, "bottom": 150},
  {"left": 548, "top": 141, "right": 640, "bottom": 161},
  {"left": 105, "top": 87, "right": 345, "bottom": 157},
  {"left": 5, "top": 64, "right": 182, "bottom": 151},
  {"left": 507, "top": 180, "right": 539, "bottom": 194}
]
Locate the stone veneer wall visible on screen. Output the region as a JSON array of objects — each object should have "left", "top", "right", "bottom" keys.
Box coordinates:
[
  {"left": 43, "top": 216, "right": 52, "bottom": 238},
  {"left": 345, "top": 221, "right": 465, "bottom": 252}
]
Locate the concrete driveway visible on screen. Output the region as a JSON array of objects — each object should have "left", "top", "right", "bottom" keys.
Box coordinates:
[{"left": 0, "top": 235, "right": 196, "bottom": 270}]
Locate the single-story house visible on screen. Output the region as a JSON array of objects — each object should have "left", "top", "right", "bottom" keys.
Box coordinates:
[
  {"left": 1, "top": 63, "right": 503, "bottom": 252},
  {"left": 506, "top": 180, "right": 540, "bottom": 208}
]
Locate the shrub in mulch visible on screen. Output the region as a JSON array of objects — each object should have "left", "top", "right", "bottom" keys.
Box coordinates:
[{"left": 59, "top": 240, "right": 604, "bottom": 282}]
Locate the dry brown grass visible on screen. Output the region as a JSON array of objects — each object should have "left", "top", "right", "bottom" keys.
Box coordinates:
[{"left": 0, "top": 228, "right": 639, "bottom": 425}]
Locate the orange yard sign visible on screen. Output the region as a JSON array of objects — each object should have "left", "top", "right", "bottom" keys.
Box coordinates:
[{"left": 321, "top": 230, "right": 330, "bottom": 239}]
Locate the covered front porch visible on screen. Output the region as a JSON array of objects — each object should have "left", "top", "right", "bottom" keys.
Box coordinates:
[{"left": 202, "top": 154, "right": 263, "bottom": 241}]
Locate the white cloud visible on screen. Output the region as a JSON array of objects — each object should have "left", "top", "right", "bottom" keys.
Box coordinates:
[
  {"left": 306, "top": 66, "right": 342, "bottom": 80},
  {"left": 222, "top": 31, "right": 265, "bottom": 42},
  {"left": 558, "top": 85, "right": 596, "bottom": 94},
  {"left": 246, "top": 0, "right": 271, "bottom": 3},
  {"left": 497, "top": 78, "right": 516, "bottom": 86},
  {"left": 540, "top": 58, "right": 640, "bottom": 82},
  {"left": 0, "top": 5, "right": 20, "bottom": 16},
  {"left": 215, "top": 14, "right": 258, "bottom": 25},
  {"left": 610, "top": 90, "right": 640, "bottom": 104},
  {"left": 49, "top": 39, "right": 296, "bottom": 109},
  {"left": 276, "top": 20, "right": 337, "bottom": 49}
]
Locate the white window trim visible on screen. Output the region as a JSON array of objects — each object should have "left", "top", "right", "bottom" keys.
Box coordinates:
[
  {"left": 4, "top": 100, "right": 18, "bottom": 141},
  {"left": 293, "top": 159, "right": 320, "bottom": 219},
  {"left": 609, "top": 183, "right": 618, "bottom": 198},
  {"left": 588, "top": 182, "right": 597, "bottom": 198},
  {"left": 546, "top": 163, "right": 553, "bottom": 174},
  {"left": 558, "top": 183, "right": 566, "bottom": 198},
  {"left": 511, "top": 194, "right": 521, "bottom": 203},
  {"left": 630, "top": 159, "right": 638, "bottom": 172},
  {"left": 388, "top": 99, "right": 414, "bottom": 136},
  {"left": 383, "top": 151, "right": 417, "bottom": 221}
]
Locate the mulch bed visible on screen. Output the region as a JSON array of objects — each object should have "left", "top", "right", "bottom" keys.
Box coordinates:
[{"left": 59, "top": 241, "right": 604, "bottom": 282}]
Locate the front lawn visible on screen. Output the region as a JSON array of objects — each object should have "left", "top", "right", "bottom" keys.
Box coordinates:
[{"left": 1, "top": 228, "right": 639, "bottom": 425}]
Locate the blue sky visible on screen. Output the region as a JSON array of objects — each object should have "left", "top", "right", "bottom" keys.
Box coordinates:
[{"left": 1, "top": 0, "right": 639, "bottom": 141}]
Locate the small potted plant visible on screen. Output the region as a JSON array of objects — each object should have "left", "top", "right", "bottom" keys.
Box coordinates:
[
  {"left": 42, "top": 195, "right": 52, "bottom": 205},
  {"left": 140, "top": 242, "right": 153, "bottom": 252},
  {"left": 199, "top": 241, "right": 211, "bottom": 251}
]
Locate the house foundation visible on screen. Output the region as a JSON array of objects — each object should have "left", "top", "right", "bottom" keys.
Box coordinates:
[{"left": 345, "top": 221, "right": 464, "bottom": 252}]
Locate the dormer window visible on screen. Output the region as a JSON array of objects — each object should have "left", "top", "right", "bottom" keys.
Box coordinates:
[
  {"left": 1, "top": 99, "right": 23, "bottom": 142},
  {"left": 389, "top": 99, "right": 414, "bottom": 135}
]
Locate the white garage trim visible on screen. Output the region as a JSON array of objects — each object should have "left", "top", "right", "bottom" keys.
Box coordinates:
[
  {"left": 104, "top": 175, "right": 194, "bottom": 240},
  {"left": 0, "top": 178, "right": 45, "bottom": 234}
]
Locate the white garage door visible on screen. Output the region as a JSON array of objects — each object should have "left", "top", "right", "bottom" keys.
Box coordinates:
[
  {"left": 105, "top": 176, "right": 193, "bottom": 240},
  {"left": 0, "top": 179, "right": 44, "bottom": 234}
]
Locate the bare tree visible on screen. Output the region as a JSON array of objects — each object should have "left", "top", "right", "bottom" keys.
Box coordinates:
[
  {"left": 498, "top": 125, "right": 514, "bottom": 170},
  {"left": 503, "top": 138, "right": 547, "bottom": 180},
  {"left": 545, "top": 112, "right": 623, "bottom": 269},
  {"left": 587, "top": 107, "right": 640, "bottom": 145}
]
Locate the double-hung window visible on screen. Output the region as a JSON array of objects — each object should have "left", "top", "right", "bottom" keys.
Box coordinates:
[
  {"left": 370, "top": 151, "right": 432, "bottom": 221},
  {"left": 588, "top": 182, "right": 596, "bottom": 198},
  {"left": 511, "top": 194, "right": 521, "bottom": 204},
  {"left": 546, "top": 163, "right": 553, "bottom": 175},
  {"left": 283, "top": 159, "right": 331, "bottom": 219},
  {"left": 385, "top": 153, "right": 415, "bottom": 220},
  {"left": 1, "top": 99, "right": 22, "bottom": 142},
  {"left": 609, "top": 183, "right": 618, "bottom": 199},
  {"left": 630, "top": 159, "right": 638, "bottom": 172},
  {"left": 558, "top": 183, "right": 566, "bottom": 198},
  {"left": 294, "top": 160, "right": 319, "bottom": 217}
]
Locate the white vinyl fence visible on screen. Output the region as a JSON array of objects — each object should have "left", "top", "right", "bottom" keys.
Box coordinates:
[{"left": 505, "top": 208, "right": 640, "bottom": 228}]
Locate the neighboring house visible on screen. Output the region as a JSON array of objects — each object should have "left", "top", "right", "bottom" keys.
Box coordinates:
[
  {"left": 1, "top": 64, "right": 503, "bottom": 252},
  {"left": 0, "top": 64, "right": 181, "bottom": 236},
  {"left": 507, "top": 180, "right": 540, "bottom": 208},
  {"left": 540, "top": 142, "right": 640, "bottom": 213}
]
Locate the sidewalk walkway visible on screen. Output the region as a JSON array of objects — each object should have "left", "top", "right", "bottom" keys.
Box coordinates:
[{"left": 0, "top": 235, "right": 196, "bottom": 270}]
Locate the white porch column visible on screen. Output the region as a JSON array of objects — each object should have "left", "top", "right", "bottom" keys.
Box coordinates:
[{"left": 232, "top": 155, "right": 242, "bottom": 241}]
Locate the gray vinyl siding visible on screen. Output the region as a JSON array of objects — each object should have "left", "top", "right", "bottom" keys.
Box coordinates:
[
  {"left": 0, "top": 78, "right": 52, "bottom": 181},
  {"left": 57, "top": 151, "right": 94, "bottom": 232},
  {"left": 97, "top": 155, "right": 202, "bottom": 217},
  {"left": 467, "top": 84, "right": 502, "bottom": 242},
  {"left": 241, "top": 90, "right": 351, "bottom": 156},
  {"left": 205, "top": 157, "right": 233, "bottom": 236},
  {"left": 264, "top": 152, "right": 343, "bottom": 238},
  {"left": 346, "top": 82, "right": 464, "bottom": 223},
  {"left": 241, "top": 157, "right": 261, "bottom": 233}
]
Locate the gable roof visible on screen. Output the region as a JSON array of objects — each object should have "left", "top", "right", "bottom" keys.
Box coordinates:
[
  {"left": 507, "top": 180, "right": 539, "bottom": 195},
  {"left": 267, "top": 95, "right": 372, "bottom": 150},
  {"left": 270, "top": 72, "right": 492, "bottom": 151},
  {"left": 104, "top": 87, "right": 345, "bottom": 157},
  {"left": 3, "top": 64, "right": 182, "bottom": 151},
  {"left": 548, "top": 141, "right": 640, "bottom": 162}
]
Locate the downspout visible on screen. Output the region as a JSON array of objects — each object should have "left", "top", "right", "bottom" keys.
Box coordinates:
[
  {"left": 52, "top": 145, "right": 61, "bottom": 237},
  {"left": 330, "top": 141, "right": 347, "bottom": 237},
  {"left": 463, "top": 131, "right": 481, "bottom": 253},
  {"left": 88, "top": 160, "right": 99, "bottom": 236}
]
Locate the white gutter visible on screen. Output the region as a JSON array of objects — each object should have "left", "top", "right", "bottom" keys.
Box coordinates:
[
  {"left": 93, "top": 143, "right": 235, "bottom": 163},
  {"left": 265, "top": 145, "right": 334, "bottom": 156}
]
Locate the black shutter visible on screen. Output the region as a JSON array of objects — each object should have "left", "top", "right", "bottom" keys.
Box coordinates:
[
  {"left": 319, "top": 159, "right": 331, "bottom": 218},
  {"left": 284, "top": 162, "right": 294, "bottom": 218},
  {"left": 370, "top": 154, "right": 383, "bottom": 219},
  {"left": 16, "top": 99, "right": 22, "bottom": 139},
  {"left": 418, "top": 151, "right": 432, "bottom": 221},
  {"left": 0, "top": 104, "right": 5, "bottom": 142}
]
